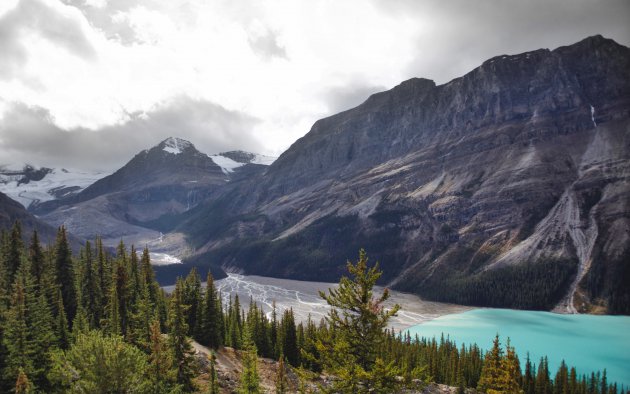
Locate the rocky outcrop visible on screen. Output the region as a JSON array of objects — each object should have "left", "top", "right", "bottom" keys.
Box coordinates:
[{"left": 179, "top": 36, "right": 630, "bottom": 314}]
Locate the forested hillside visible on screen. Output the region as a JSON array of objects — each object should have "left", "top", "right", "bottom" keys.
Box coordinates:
[{"left": 0, "top": 222, "right": 625, "bottom": 393}]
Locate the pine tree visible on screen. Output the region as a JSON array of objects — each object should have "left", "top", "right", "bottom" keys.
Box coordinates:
[
  {"left": 183, "top": 268, "right": 202, "bottom": 337},
  {"left": 54, "top": 289, "right": 70, "bottom": 349},
  {"left": 79, "top": 241, "right": 99, "bottom": 328},
  {"left": 148, "top": 317, "right": 179, "bottom": 392},
  {"left": 130, "top": 283, "right": 154, "bottom": 350},
  {"left": 167, "top": 278, "right": 196, "bottom": 391},
  {"left": 240, "top": 327, "right": 260, "bottom": 394},
  {"left": 199, "top": 272, "right": 222, "bottom": 348},
  {"left": 477, "top": 334, "right": 503, "bottom": 392},
  {"left": 275, "top": 355, "right": 289, "bottom": 394},
  {"left": 2, "top": 260, "right": 55, "bottom": 390},
  {"left": 535, "top": 357, "right": 551, "bottom": 394},
  {"left": 28, "top": 230, "right": 45, "bottom": 288},
  {"left": 2, "top": 277, "right": 34, "bottom": 386},
  {"left": 15, "top": 368, "right": 33, "bottom": 394},
  {"left": 6, "top": 221, "right": 24, "bottom": 284},
  {"left": 104, "top": 269, "right": 121, "bottom": 336},
  {"left": 49, "top": 330, "right": 150, "bottom": 393},
  {"left": 280, "top": 308, "right": 299, "bottom": 366},
  {"left": 317, "top": 249, "right": 401, "bottom": 393},
  {"left": 500, "top": 339, "right": 521, "bottom": 393},
  {"left": 54, "top": 226, "right": 76, "bottom": 324},
  {"left": 207, "top": 351, "right": 220, "bottom": 394}
]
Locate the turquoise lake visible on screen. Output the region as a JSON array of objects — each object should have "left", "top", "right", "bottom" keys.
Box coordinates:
[{"left": 406, "top": 309, "right": 630, "bottom": 387}]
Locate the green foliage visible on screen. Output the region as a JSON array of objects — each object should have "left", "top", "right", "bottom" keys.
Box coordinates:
[
  {"left": 420, "top": 259, "right": 577, "bottom": 310},
  {"left": 167, "top": 279, "right": 196, "bottom": 391},
  {"left": 275, "top": 356, "right": 288, "bottom": 394},
  {"left": 48, "top": 330, "right": 150, "bottom": 393},
  {"left": 0, "top": 222, "right": 624, "bottom": 394},
  {"left": 317, "top": 249, "right": 401, "bottom": 393},
  {"left": 54, "top": 226, "right": 76, "bottom": 324},
  {"left": 239, "top": 327, "right": 260, "bottom": 394}
]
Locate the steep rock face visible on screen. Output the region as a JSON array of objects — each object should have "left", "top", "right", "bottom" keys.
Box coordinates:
[{"left": 181, "top": 36, "right": 630, "bottom": 313}]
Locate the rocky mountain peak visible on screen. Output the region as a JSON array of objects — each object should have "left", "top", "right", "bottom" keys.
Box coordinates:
[{"left": 157, "top": 137, "right": 195, "bottom": 155}]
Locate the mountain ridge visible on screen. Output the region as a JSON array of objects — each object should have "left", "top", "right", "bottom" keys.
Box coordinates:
[{"left": 175, "top": 35, "right": 630, "bottom": 314}]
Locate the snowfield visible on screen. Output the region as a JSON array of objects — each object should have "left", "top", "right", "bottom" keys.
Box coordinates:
[{"left": 0, "top": 165, "right": 108, "bottom": 208}]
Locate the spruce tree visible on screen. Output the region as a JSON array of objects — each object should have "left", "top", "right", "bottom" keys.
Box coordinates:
[
  {"left": 207, "top": 351, "right": 220, "bottom": 394},
  {"left": 317, "top": 249, "right": 401, "bottom": 393},
  {"left": 6, "top": 221, "right": 24, "bottom": 284},
  {"left": 54, "top": 226, "right": 76, "bottom": 324},
  {"left": 477, "top": 334, "right": 503, "bottom": 392},
  {"left": 275, "top": 355, "right": 288, "bottom": 394},
  {"left": 167, "top": 278, "right": 196, "bottom": 391},
  {"left": 200, "top": 272, "right": 222, "bottom": 348},
  {"left": 2, "top": 277, "right": 34, "bottom": 386},
  {"left": 148, "top": 317, "right": 179, "bottom": 392},
  {"left": 240, "top": 327, "right": 260, "bottom": 394},
  {"left": 15, "top": 368, "right": 33, "bottom": 394},
  {"left": 28, "top": 230, "right": 45, "bottom": 288},
  {"left": 280, "top": 308, "right": 299, "bottom": 366}
]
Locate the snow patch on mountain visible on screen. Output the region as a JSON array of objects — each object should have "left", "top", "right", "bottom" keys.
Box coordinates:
[
  {"left": 162, "top": 137, "right": 191, "bottom": 155},
  {"left": 0, "top": 165, "right": 108, "bottom": 208},
  {"left": 210, "top": 152, "right": 277, "bottom": 175},
  {"left": 210, "top": 155, "right": 244, "bottom": 175}
]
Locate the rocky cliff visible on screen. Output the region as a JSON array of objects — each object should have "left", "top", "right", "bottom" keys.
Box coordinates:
[{"left": 179, "top": 35, "right": 630, "bottom": 314}]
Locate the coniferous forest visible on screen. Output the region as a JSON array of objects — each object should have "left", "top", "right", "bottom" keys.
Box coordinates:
[{"left": 0, "top": 221, "right": 626, "bottom": 393}]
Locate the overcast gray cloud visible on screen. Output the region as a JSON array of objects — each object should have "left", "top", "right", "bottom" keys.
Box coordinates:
[
  {"left": 322, "top": 82, "right": 387, "bottom": 115},
  {"left": 0, "top": 97, "right": 262, "bottom": 171},
  {"left": 0, "top": 0, "right": 628, "bottom": 172},
  {"left": 0, "top": 0, "right": 95, "bottom": 79},
  {"left": 374, "top": 0, "right": 630, "bottom": 84}
]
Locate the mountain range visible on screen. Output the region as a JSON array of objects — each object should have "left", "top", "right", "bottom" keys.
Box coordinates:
[{"left": 1, "top": 35, "right": 628, "bottom": 314}]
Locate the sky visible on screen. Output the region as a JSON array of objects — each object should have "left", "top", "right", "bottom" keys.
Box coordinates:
[{"left": 0, "top": 0, "right": 628, "bottom": 171}]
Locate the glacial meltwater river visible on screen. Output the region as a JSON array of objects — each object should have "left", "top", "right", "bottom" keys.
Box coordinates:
[{"left": 406, "top": 309, "right": 630, "bottom": 387}]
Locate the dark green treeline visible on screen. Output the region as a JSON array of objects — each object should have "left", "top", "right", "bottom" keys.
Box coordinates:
[{"left": 0, "top": 221, "right": 626, "bottom": 393}]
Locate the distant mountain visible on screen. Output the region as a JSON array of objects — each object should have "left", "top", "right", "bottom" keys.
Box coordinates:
[
  {"left": 31, "top": 137, "right": 274, "bottom": 270},
  {"left": 0, "top": 164, "right": 106, "bottom": 209},
  {"left": 175, "top": 35, "right": 630, "bottom": 314},
  {"left": 0, "top": 192, "right": 82, "bottom": 249}
]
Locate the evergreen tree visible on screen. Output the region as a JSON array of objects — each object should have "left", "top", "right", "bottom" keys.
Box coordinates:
[
  {"left": 6, "top": 221, "right": 24, "bottom": 284},
  {"left": 280, "top": 308, "right": 299, "bottom": 366},
  {"left": 275, "top": 355, "right": 289, "bottom": 394},
  {"left": 535, "top": 357, "right": 551, "bottom": 394},
  {"left": 199, "top": 272, "right": 222, "bottom": 348},
  {"left": 28, "top": 230, "right": 45, "bottom": 288},
  {"left": 15, "top": 368, "right": 33, "bottom": 394},
  {"left": 79, "top": 241, "right": 99, "bottom": 328},
  {"left": 48, "top": 330, "right": 150, "bottom": 393},
  {"left": 183, "top": 268, "right": 202, "bottom": 337},
  {"left": 3, "top": 260, "right": 56, "bottom": 390},
  {"left": 477, "top": 334, "right": 503, "bottom": 392},
  {"left": 207, "top": 351, "right": 220, "bottom": 394},
  {"left": 240, "top": 327, "right": 260, "bottom": 394},
  {"left": 148, "top": 317, "right": 180, "bottom": 393},
  {"left": 317, "top": 249, "right": 401, "bottom": 393},
  {"left": 54, "top": 226, "right": 76, "bottom": 324},
  {"left": 54, "top": 289, "right": 70, "bottom": 349},
  {"left": 167, "top": 278, "right": 196, "bottom": 391},
  {"left": 2, "top": 277, "right": 34, "bottom": 386}
]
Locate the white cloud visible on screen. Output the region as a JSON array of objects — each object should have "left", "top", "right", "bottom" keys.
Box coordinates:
[{"left": 0, "top": 0, "right": 628, "bottom": 165}]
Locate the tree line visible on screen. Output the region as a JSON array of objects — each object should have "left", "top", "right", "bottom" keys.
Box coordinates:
[{"left": 0, "top": 221, "right": 626, "bottom": 393}]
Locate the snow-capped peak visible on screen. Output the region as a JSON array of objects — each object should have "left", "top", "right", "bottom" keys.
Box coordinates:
[
  {"left": 161, "top": 137, "right": 192, "bottom": 155},
  {"left": 0, "top": 165, "right": 108, "bottom": 208}
]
